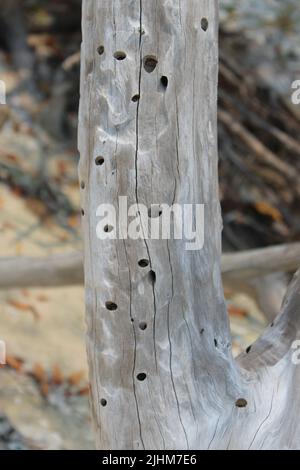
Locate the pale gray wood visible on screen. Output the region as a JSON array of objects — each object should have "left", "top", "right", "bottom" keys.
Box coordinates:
[
  {"left": 222, "top": 242, "right": 300, "bottom": 283},
  {"left": 0, "top": 252, "right": 83, "bottom": 289},
  {"left": 1, "top": 243, "right": 299, "bottom": 289},
  {"left": 0, "top": 252, "right": 287, "bottom": 322},
  {"left": 77, "top": 0, "right": 300, "bottom": 450}
]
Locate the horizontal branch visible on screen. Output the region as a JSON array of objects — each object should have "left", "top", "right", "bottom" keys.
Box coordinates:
[
  {"left": 1, "top": 243, "right": 300, "bottom": 290},
  {"left": 0, "top": 251, "right": 83, "bottom": 289},
  {"left": 222, "top": 242, "right": 300, "bottom": 282}
]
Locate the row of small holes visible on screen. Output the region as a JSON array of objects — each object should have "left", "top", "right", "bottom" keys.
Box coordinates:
[
  {"left": 95, "top": 16, "right": 212, "bottom": 404},
  {"left": 97, "top": 47, "right": 168, "bottom": 95},
  {"left": 97, "top": 16, "right": 208, "bottom": 55},
  {"left": 84, "top": 16, "right": 209, "bottom": 203},
  {"left": 102, "top": 374, "right": 146, "bottom": 407},
  {"left": 81, "top": 155, "right": 105, "bottom": 194}
]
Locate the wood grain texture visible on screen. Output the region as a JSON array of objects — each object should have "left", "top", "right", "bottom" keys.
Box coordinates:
[
  {"left": 78, "top": 0, "right": 300, "bottom": 450},
  {"left": 0, "top": 252, "right": 83, "bottom": 289},
  {"left": 1, "top": 243, "right": 299, "bottom": 289}
]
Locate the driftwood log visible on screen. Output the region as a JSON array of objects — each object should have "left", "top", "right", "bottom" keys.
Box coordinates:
[{"left": 68, "top": 0, "right": 300, "bottom": 449}]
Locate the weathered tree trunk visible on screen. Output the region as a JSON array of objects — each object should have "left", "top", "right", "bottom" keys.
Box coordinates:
[{"left": 78, "top": 0, "right": 300, "bottom": 450}]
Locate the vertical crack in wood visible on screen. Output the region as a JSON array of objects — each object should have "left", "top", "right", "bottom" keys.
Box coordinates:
[
  {"left": 123, "top": 239, "right": 145, "bottom": 449},
  {"left": 167, "top": 239, "right": 190, "bottom": 448},
  {"left": 248, "top": 388, "right": 275, "bottom": 450},
  {"left": 134, "top": 0, "right": 158, "bottom": 371}
]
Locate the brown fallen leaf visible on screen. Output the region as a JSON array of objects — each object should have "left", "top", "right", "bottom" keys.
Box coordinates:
[
  {"left": 77, "top": 385, "right": 90, "bottom": 396},
  {"left": 67, "top": 215, "right": 80, "bottom": 229},
  {"left": 40, "top": 382, "right": 50, "bottom": 398},
  {"left": 6, "top": 355, "right": 24, "bottom": 372},
  {"left": 11, "top": 187, "right": 23, "bottom": 198},
  {"left": 7, "top": 300, "right": 40, "bottom": 321},
  {"left": 31, "top": 363, "right": 47, "bottom": 384},
  {"left": 228, "top": 304, "right": 248, "bottom": 318},
  {"left": 254, "top": 201, "right": 283, "bottom": 223},
  {"left": 68, "top": 370, "right": 85, "bottom": 386},
  {"left": 51, "top": 365, "right": 63, "bottom": 386}
]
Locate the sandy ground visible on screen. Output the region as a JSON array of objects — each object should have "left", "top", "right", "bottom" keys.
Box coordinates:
[{"left": 0, "top": 178, "right": 94, "bottom": 449}]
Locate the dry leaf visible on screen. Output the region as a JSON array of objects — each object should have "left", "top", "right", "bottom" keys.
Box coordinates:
[
  {"left": 254, "top": 201, "right": 283, "bottom": 223},
  {"left": 32, "top": 363, "right": 47, "bottom": 384},
  {"left": 6, "top": 355, "right": 24, "bottom": 372},
  {"left": 68, "top": 370, "right": 85, "bottom": 386},
  {"left": 77, "top": 385, "right": 90, "bottom": 396},
  {"left": 67, "top": 215, "right": 79, "bottom": 229},
  {"left": 51, "top": 365, "right": 63, "bottom": 386},
  {"left": 40, "top": 382, "right": 50, "bottom": 398},
  {"left": 228, "top": 304, "right": 248, "bottom": 318},
  {"left": 7, "top": 299, "right": 40, "bottom": 320},
  {"left": 11, "top": 187, "right": 22, "bottom": 198}
]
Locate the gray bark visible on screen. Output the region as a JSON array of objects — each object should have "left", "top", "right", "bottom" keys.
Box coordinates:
[{"left": 78, "top": 0, "right": 300, "bottom": 450}]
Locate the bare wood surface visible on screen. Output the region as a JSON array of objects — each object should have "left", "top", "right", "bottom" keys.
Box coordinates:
[
  {"left": 79, "top": 0, "right": 233, "bottom": 450},
  {"left": 78, "top": 0, "right": 300, "bottom": 450},
  {"left": 0, "top": 252, "right": 83, "bottom": 289},
  {"left": 222, "top": 242, "right": 300, "bottom": 282},
  {"left": 1, "top": 243, "right": 300, "bottom": 289}
]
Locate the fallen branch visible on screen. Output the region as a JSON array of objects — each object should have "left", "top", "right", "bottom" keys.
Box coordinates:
[
  {"left": 222, "top": 242, "right": 300, "bottom": 282},
  {"left": 1, "top": 243, "right": 300, "bottom": 290},
  {"left": 0, "top": 252, "right": 83, "bottom": 289},
  {"left": 218, "top": 109, "right": 297, "bottom": 182}
]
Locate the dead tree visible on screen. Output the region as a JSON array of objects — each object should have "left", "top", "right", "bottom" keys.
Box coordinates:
[{"left": 78, "top": 0, "right": 300, "bottom": 450}]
